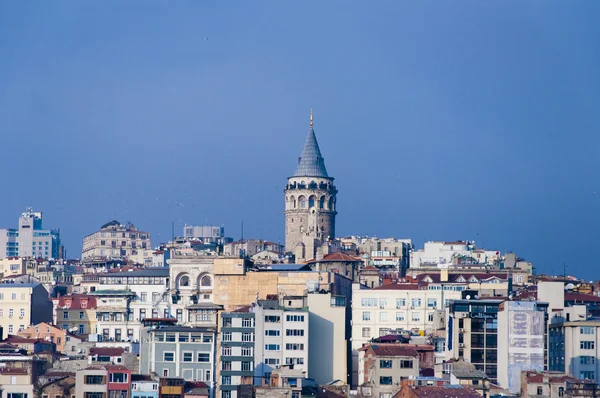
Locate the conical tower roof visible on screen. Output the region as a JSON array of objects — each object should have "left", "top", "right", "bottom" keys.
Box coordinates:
[{"left": 293, "top": 110, "right": 329, "bottom": 178}]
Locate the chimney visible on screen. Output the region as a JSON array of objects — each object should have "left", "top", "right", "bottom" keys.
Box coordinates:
[{"left": 441, "top": 268, "right": 449, "bottom": 282}]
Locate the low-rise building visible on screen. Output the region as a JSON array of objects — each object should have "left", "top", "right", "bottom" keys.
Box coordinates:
[
  {"left": 52, "top": 293, "right": 98, "bottom": 336},
  {"left": 40, "top": 374, "right": 77, "bottom": 398},
  {"left": 18, "top": 322, "right": 83, "bottom": 354},
  {"left": 0, "top": 257, "right": 28, "bottom": 277},
  {"left": 520, "top": 370, "right": 600, "bottom": 398},
  {"left": 357, "top": 344, "right": 420, "bottom": 398},
  {"left": 76, "top": 366, "right": 109, "bottom": 398},
  {"left": 139, "top": 325, "right": 217, "bottom": 387},
  {"left": 0, "top": 281, "right": 52, "bottom": 335},
  {"left": 131, "top": 375, "right": 159, "bottom": 398}
]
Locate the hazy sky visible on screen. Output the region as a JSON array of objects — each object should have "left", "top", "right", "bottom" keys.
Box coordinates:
[{"left": 1, "top": 1, "right": 599, "bottom": 279}]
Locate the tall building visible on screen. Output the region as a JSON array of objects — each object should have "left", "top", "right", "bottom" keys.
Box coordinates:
[
  {"left": 284, "top": 110, "right": 337, "bottom": 260},
  {"left": 0, "top": 281, "right": 53, "bottom": 335},
  {"left": 82, "top": 220, "right": 152, "bottom": 265},
  {"left": 0, "top": 208, "right": 62, "bottom": 260}
]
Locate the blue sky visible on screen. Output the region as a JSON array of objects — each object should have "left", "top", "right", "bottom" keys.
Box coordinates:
[{"left": 1, "top": 1, "right": 599, "bottom": 279}]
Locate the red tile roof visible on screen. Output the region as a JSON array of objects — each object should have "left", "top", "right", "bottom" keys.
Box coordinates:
[
  {"left": 404, "top": 386, "right": 481, "bottom": 398},
  {"left": 232, "top": 305, "right": 252, "bottom": 313},
  {"left": 53, "top": 294, "right": 97, "bottom": 309},
  {"left": 565, "top": 293, "right": 600, "bottom": 303},
  {"left": 0, "top": 367, "right": 28, "bottom": 375},
  {"left": 359, "top": 343, "right": 418, "bottom": 357}
]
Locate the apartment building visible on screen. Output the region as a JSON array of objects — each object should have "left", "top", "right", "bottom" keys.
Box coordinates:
[
  {"left": 253, "top": 298, "right": 309, "bottom": 384},
  {"left": 446, "top": 298, "right": 549, "bottom": 388},
  {"left": 0, "top": 208, "right": 62, "bottom": 260},
  {"left": 52, "top": 293, "right": 98, "bottom": 336},
  {"left": 0, "top": 282, "right": 52, "bottom": 335},
  {"left": 0, "top": 367, "right": 35, "bottom": 398},
  {"left": 497, "top": 300, "right": 547, "bottom": 394},
  {"left": 89, "top": 268, "right": 170, "bottom": 343},
  {"left": 0, "top": 257, "right": 28, "bottom": 277},
  {"left": 219, "top": 307, "right": 256, "bottom": 398},
  {"left": 139, "top": 325, "right": 217, "bottom": 390},
  {"left": 521, "top": 370, "right": 600, "bottom": 397},
  {"left": 107, "top": 365, "right": 132, "bottom": 398},
  {"left": 82, "top": 220, "right": 152, "bottom": 264},
  {"left": 357, "top": 344, "right": 420, "bottom": 398},
  {"left": 76, "top": 366, "right": 108, "bottom": 398},
  {"left": 549, "top": 314, "right": 600, "bottom": 383},
  {"left": 131, "top": 375, "right": 159, "bottom": 398}
]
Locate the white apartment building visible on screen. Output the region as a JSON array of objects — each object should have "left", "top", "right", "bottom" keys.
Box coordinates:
[
  {"left": 184, "top": 225, "right": 226, "bottom": 243},
  {"left": 351, "top": 281, "right": 464, "bottom": 386},
  {"left": 550, "top": 309, "right": 600, "bottom": 384},
  {"left": 82, "top": 220, "right": 152, "bottom": 264},
  {"left": 410, "top": 241, "right": 473, "bottom": 268},
  {"left": 90, "top": 268, "right": 170, "bottom": 343},
  {"left": 0, "top": 257, "right": 28, "bottom": 277},
  {"left": 252, "top": 298, "right": 309, "bottom": 383},
  {"left": 0, "top": 282, "right": 53, "bottom": 335},
  {"left": 0, "top": 208, "right": 61, "bottom": 260}
]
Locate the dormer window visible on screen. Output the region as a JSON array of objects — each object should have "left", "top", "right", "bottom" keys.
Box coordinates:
[
  {"left": 469, "top": 276, "right": 479, "bottom": 283},
  {"left": 81, "top": 300, "right": 87, "bottom": 308},
  {"left": 456, "top": 276, "right": 466, "bottom": 283}
]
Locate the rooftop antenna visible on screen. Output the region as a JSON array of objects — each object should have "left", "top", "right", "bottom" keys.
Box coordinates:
[
  {"left": 309, "top": 108, "right": 313, "bottom": 128},
  {"left": 241, "top": 220, "right": 244, "bottom": 244}
]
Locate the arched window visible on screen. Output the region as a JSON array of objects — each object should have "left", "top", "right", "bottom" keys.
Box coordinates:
[
  {"left": 328, "top": 197, "right": 334, "bottom": 211},
  {"left": 299, "top": 195, "right": 306, "bottom": 208},
  {"left": 558, "top": 387, "right": 564, "bottom": 397},
  {"left": 319, "top": 196, "right": 325, "bottom": 209},
  {"left": 200, "top": 275, "right": 212, "bottom": 288},
  {"left": 178, "top": 275, "right": 190, "bottom": 288},
  {"left": 309, "top": 195, "right": 316, "bottom": 208}
]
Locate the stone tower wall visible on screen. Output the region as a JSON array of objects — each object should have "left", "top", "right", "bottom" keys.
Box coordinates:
[{"left": 284, "top": 176, "right": 337, "bottom": 253}]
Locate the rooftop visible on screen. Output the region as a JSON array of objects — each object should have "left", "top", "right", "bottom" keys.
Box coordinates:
[
  {"left": 398, "top": 385, "right": 481, "bottom": 398},
  {"left": 89, "top": 347, "right": 125, "bottom": 356},
  {"left": 292, "top": 118, "right": 329, "bottom": 178}
]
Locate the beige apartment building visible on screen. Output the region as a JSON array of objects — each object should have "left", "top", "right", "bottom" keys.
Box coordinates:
[
  {"left": 81, "top": 220, "right": 152, "bottom": 265},
  {"left": 0, "top": 282, "right": 52, "bottom": 335},
  {"left": 0, "top": 257, "right": 28, "bottom": 278},
  {"left": 51, "top": 293, "right": 98, "bottom": 336}
]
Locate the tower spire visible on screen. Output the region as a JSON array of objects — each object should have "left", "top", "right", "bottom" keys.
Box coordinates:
[{"left": 309, "top": 108, "right": 313, "bottom": 128}]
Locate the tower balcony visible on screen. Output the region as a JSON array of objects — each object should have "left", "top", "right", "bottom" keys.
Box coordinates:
[{"left": 284, "top": 181, "right": 337, "bottom": 192}]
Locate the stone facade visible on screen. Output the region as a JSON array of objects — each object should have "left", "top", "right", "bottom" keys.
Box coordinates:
[{"left": 284, "top": 113, "right": 337, "bottom": 259}]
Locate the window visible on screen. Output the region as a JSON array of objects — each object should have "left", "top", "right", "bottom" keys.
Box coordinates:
[
  {"left": 427, "top": 298, "right": 437, "bottom": 308},
  {"left": 396, "top": 298, "right": 406, "bottom": 308},
  {"left": 396, "top": 312, "right": 405, "bottom": 321},
  {"left": 362, "top": 327, "right": 371, "bottom": 338},
  {"left": 581, "top": 341, "right": 595, "bottom": 350},
  {"left": 265, "top": 330, "right": 280, "bottom": 336},
  {"left": 286, "top": 315, "right": 305, "bottom": 322},
  {"left": 265, "top": 344, "right": 280, "bottom": 351},
  {"left": 412, "top": 312, "right": 421, "bottom": 322},
  {"left": 265, "top": 358, "right": 280, "bottom": 365},
  {"left": 222, "top": 375, "right": 231, "bottom": 385},
  {"left": 222, "top": 346, "right": 231, "bottom": 356},
  {"left": 109, "top": 373, "right": 128, "bottom": 383},
  {"left": 558, "top": 387, "right": 564, "bottom": 397},
  {"left": 400, "top": 360, "right": 413, "bottom": 368},
  {"left": 222, "top": 332, "right": 232, "bottom": 341},
  {"left": 380, "top": 376, "right": 393, "bottom": 385},
  {"left": 361, "top": 298, "right": 377, "bottom": 307},
  {"left": 362, "top": 312, "right": 371, "bottom": 321},
  {"left": 380, "top": 360, "right": 392, "bottom": 368},
  {"left": 85, "top": 375, "right": 105, "bottom": 384},
  {"left": 140, "top": 292, "right": 147, "bottom": 302},
  {"left": 197, "top": 353, "right": 210, "bottom": 362},
  {"left": 242, "top": 332, "right": 254, "bottom": 342},
  {"left": 12, "top": 293, "right": 16, "bottom": 300},
  {"left": 286, "top": 343, "right": 304, "bottom": 350},
  {"left": 379, "top": 312, "right": 388, "bottom": 321},
  {"left": 428, "top": 312, "right": 434, "bottom": 322},
  {"left": 265, "top": 315, "right": 280, "bottom": 323},
  {"left": 379, "top": 298, "right": 388, "bottom": 308},
  {"left": 84, "top": 394, "right": 103, "bottom": 398},
  {"left": 242, "top": 318, "right": 254, "bottom": 327},
  {"left": 286, "top": 329, "right": 304, "bottom": 336},
  {"left": 8, "top": 325, "right": 13, "bottom": 333},
  {"left": 242, "top": 347, "right": 253, "bottom": 356},
  {"left": 163, "top": 352, "right": 174, "bottom": 362},
  {"left": 163, "top": 369, "right": 168, "bottom": 377},
  {"left": 20, "top": 309, "right": 25, "bottom": 317},
  {"left": 411, "top": 298, "right": 422, "bottom": 307},
  {"left": 285, "top": 357, "right": 305, "bottom": 366},
  {"left": 581, "top": 356, "right": 596, "bottom": 365},
  {"left": 183, "top": 352, "right": 193, "bottom": 362},
  {"left": 581, "top": 326, "right": 595, "bottom": 335},
  {"left": 580, "top": 371, "right": 595, "bottom": 380},
  {"left": 63, "top": 311, "right": 68, "bottom": 319},
  {"left": 222, "top": 361, "right": 232, "bottom": 370},
  {"left": 241, "top": 361, "right": 253, "bottom": 371}
]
